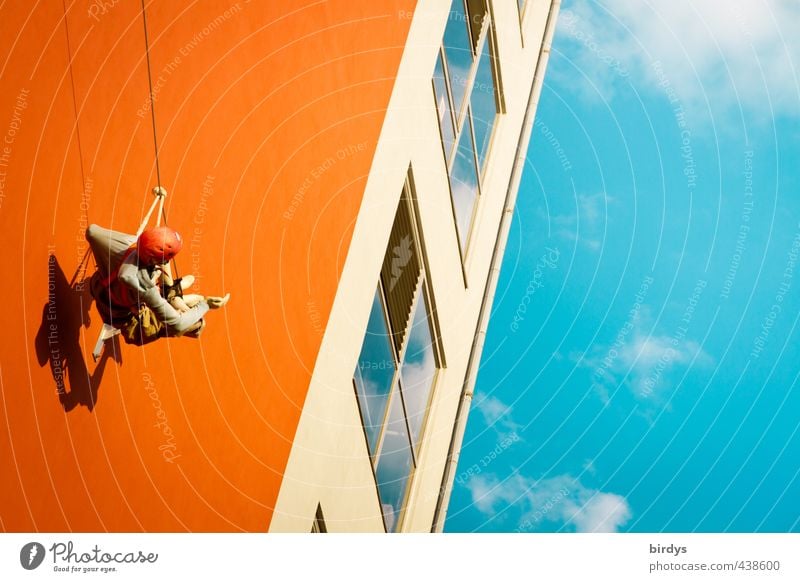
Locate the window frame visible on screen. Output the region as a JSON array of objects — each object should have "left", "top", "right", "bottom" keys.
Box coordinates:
[
  {"left": 443, "top": 14, "right": 492, "bottom": 168},
  {"left": 351, "top": 177, "right": 444, "bottom": 532},
  {"left": 368, "top": 277, "right": 421, "bottom": 461},
  {"left": 470, "top": 24, "right": 504, "bottom": 175},
  {"left": 432, "top": 1, "right": 504, "bottom": 272},
  {"left": 516, "top": 0, "right": 527, "bottom": 46},
  {"left": 310, "top": 504, "right": 327, "bottom": 533},
  {"left": 352, "top": 285, "right": 400, "bottom": 458},
  {"left": 446, "top": 119, "right": 483, "bottom": 267},
  {"left": 398, "top": 285, "right": 442, "bottom": 462},
  {"left": 433, "top": 48, "right": 458, "bottom": 167},
  {"left": 371, "top": 280, "right": 440, "bottom": 531},
  {"left": 517, "top": 0, "right": 528, "bottom": 25}
]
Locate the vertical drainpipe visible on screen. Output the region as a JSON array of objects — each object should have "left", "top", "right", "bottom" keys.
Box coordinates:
[{"left": 432, "top": 0, "right": 561, "bottom": 532}]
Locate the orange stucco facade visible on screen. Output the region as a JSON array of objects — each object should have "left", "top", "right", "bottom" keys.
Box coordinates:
[{"left": 0, "top": 0, "right": 415, "bottom": 532}]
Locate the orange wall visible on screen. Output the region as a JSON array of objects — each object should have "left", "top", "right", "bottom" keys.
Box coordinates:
[{"left": 0, "top": 0, "right": 415, "bottom": 532}]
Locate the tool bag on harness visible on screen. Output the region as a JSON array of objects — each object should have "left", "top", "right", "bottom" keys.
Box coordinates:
[
  {"left": 120, "top": 303, "right": 162, "bottom": 346},
  {"left": 89, "top": 248, "right": 163, "bottom": 346}
]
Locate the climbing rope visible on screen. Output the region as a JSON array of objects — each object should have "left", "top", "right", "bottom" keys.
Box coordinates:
[
  {"left": 141, "top": 0, "right": 162, "bottom": 192},
  {"left": 62, "top": 0, "right": 95, "bottom": 285},
  {"left": 140, "top": 0, "right": 180, "bottom": 280}
]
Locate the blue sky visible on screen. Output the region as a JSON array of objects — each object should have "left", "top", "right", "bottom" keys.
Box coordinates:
[{"left": 446, "top": 0, "right": 800, "bottom": 532}]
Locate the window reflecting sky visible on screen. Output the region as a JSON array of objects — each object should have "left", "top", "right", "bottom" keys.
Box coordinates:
[
  {"left": 433, "top": 52, "right": 456, "bottom": 163},
  {"left": 354, "top": 289, "right": 396, "bottom": 455},
  {"left": 375, "top": 382, "right": 414, "bottom": 532},
  {"left": 400, "top": 290, "right": 437, "bottom": 454},
  {"left": 450, "top": 127, "right": 480, "bottom": 252},
  {"left": 470, "top": 39, "right": 497, "bottom": 170},
  {"left": 443, "top": 0, "right": 473, "bottom": 122}
]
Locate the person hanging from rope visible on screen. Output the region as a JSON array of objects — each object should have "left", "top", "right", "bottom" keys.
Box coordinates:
[{"left": 86, "top": 187, "right": 230, "bottom": 345}]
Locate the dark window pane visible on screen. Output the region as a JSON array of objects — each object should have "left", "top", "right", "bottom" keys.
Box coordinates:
[
  {"left": 433, "top": 53, "right": 456, "bottom": 162},
  {"left": 375, "top": 382, "right": 413, "bottom": 532},
  {"left": 353, "top": 288, "right": 397, "bottom": 455},
  {"left": 470, "top": 39, "right": 497, "bottom": 169},
  {"left": 449, "top": 124, "right": 480, "bottom": 252},
  {"left": 400, "top": 289, "right": 436, "bottom": 454},
  {"left": 380, "top": 198, "right": 422, "bottom": 356},
  {"left": 466, "top": 0, "right": 488, "bottom": 49},
  {"left": 443, "top": 0, "right": 473, "bottom": 121}
]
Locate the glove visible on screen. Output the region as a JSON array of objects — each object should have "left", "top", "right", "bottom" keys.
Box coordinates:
[{"left": 155, "top": 266, "right": 173, "bottom": 287}]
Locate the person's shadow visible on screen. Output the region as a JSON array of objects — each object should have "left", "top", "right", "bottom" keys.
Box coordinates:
[{"left": 35, "top": 254, "right": 120, "bottom": 412}]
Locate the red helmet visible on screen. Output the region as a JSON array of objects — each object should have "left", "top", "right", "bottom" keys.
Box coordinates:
[{"left": 137, "top": 226, "right": 182, "bottom": 265}]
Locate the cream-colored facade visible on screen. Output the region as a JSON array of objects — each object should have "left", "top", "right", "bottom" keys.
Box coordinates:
[{"left": 270, "top": 0, "right": 560, "bottom": 533}]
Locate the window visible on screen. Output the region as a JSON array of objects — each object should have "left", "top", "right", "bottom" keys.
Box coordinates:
[
  {"left": 353, "top": 182, "right": 442, "bottom": 532},
  {"left": 516, "top": 0, "right": 527, "bottom": 44},
  {"left": 399, "top": 291, "right": 437, "bottom": 453},
  {"left": 470, "top": 39, "right": 498, "bottom": 167},
  {"left": 353, "top": 291, "right": 396, "bottom": 454},
  {"left": 310, "top": 504, "right": 327, "bottom": 533},
  {"left": 450, "top": 127, "right": 480, "bottom": 252},
  {"left": 442, "top": 0, "right": 474, "bottom": 122},
  {"left": 432, "top": 0, "right": 502, "bottom": 256},
  {"left": 433, "top": 53, "right": 456, "bottom": 160}
]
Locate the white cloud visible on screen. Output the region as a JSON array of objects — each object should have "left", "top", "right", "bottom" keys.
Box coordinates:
[
  {"left": 555, "top": 0, "right": 800, "bottom": 119},
  {"left": 578, "top": 191, "right": 607, "bottom": 225},
  {"left": 466, "top": 472, "right": 632, "bottom": 532},
  {"left": 623, "top": 335, "right": 712, "bottom": 397},
  {"left": 474, "top": 394, "right": 523, "bottom": 438},
  {"left": 475, "top": 394, "right": 509, "bottom": 424},
  {"left": 571, "top": 492, "right": 632, "bottom": 533},
  {"left": 468, "top": 473, "right": 505, "bottom": 515},
  {"left": 580, "top": 313, "right": 714, "bottom": 402},
  {"left": 550, "top": 192, "right": 613, "bottom": 251}
]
